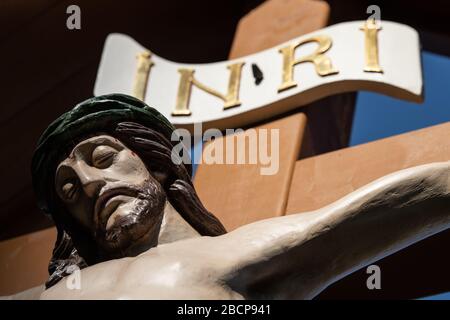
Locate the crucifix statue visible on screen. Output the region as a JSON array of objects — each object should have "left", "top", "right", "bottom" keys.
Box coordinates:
[{"left": 30, "top": 94, "right": 450, "bottom": 299}]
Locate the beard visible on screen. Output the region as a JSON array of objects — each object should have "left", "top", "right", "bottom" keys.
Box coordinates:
[{"left": 94, "top": 179, "right": 167, "bottom": 259}]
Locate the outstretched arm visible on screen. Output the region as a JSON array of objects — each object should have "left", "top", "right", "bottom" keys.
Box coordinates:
[{"left": 216, "top": 162, "right": 450, "bottom": 299}]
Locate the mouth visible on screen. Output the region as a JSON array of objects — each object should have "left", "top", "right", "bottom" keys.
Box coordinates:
[{"left": 94, "top": 187, "right": 139, "bottom": 230}]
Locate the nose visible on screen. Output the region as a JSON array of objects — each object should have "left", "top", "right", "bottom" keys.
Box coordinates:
[{"left": 73, "top": 161, "right": 105, "bottom": 198}]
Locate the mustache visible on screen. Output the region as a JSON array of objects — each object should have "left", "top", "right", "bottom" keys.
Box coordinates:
[
  {"left": 94, "top": 179, "right": 167, "bottom": 256},
  {"left": 94, "top": 184, "right": 141, "bottom": 229}
]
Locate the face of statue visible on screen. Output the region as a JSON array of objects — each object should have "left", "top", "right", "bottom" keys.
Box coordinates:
[{"left": 55, "top": 135, "right": 167, "bottom": 258}]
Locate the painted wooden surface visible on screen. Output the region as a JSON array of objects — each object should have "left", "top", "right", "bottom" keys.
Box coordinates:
[
  {"left": 0, "top": 228, "right": 56, "bottom": 295},
  {"left": 195, "top": 113, "right": 306, "bottom": 231}
]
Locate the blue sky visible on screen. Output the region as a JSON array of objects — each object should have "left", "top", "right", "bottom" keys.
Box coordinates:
[{"left": 350, "top": 51, "right": 450, "bottom": 146}]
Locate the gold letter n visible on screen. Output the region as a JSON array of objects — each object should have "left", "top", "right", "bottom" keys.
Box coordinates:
[{"left": 172, "top": 62, "right": 244, "bottom": 116}]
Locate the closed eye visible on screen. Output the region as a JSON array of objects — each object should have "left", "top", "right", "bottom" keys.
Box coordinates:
[
  {"left": 92, "top": 145, "right": 118, "bottom": 169},
  {"left": 61, "top": 181, "right": 78, "bottom": 202}
]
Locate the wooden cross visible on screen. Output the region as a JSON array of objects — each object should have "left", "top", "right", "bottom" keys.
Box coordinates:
[{"left": 0, "top": 0, "right": 448, "bottom": 299}]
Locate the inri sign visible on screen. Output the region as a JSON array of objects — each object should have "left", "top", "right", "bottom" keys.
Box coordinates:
[{"left": 95, "top": 20, "right": 423, "bottom": 131}]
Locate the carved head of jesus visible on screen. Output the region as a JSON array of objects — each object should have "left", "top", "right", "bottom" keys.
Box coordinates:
[
  {"left": 55, "top": 134, "right": 166, "bottom": 257},
  {"left": 31, "top": 94, "right": 226, "bottom": 288}
]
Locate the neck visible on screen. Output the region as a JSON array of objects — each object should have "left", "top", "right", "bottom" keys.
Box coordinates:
[{"left": 157, "top": 201, "right": 200, "bottom": 245}]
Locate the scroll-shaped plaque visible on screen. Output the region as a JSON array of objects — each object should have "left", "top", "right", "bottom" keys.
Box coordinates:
[{"left": 95, "top": 21, "right": 423, "bottom": 131}]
